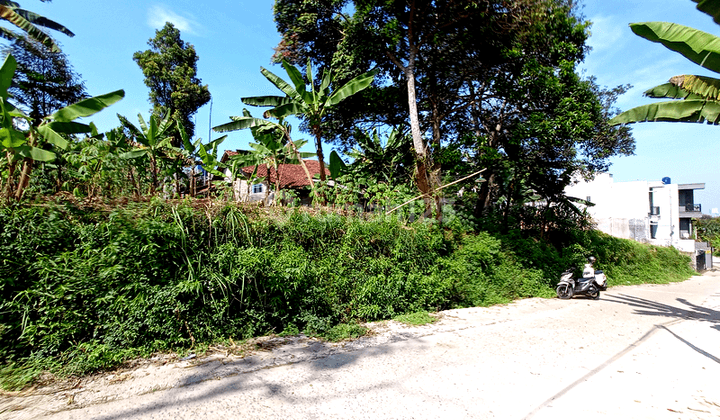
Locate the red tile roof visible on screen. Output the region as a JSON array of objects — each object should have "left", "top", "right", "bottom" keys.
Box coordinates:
[
  {"left": 241, "top": 160, "right": 329, "bottom": 189},
  {"left": 220, "top": 150, "right": 245, "bottom": 162}
]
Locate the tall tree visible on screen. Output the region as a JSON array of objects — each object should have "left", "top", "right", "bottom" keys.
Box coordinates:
[
  {"left": 2, "top": 35, "right": 87, "bottom": 124},
  {"left": 133, "top": 22, "right": 210, "bottom": 143},
  {"left": 273, "top": 0, "right": 632, "bottom": 221},
  {"left": 610, "top": 0, "right": 720, "bottom": 126}
]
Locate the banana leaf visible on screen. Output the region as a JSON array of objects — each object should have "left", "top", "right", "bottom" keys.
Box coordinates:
[
  {"left": 630, "top": 22, "right": 720, "bottom": 73},
  {"left": 610, "top": 99, "right": 720, "bottom": 125},
  {"left": 51, "top": 90, "right": 125, "bottom": 122}
]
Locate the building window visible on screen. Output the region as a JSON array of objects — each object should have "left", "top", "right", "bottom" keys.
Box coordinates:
[
  {"left": 649, "top": 190, "right": 653, "bottom": 209},
  {"left": 679, "top": 218, "right": 691, "bottom": 239},
  {"left": 252, "top": 184, "right": 263, "bottom": 194},
  {"left": 650, "top": 224, "right": 658, "bottom": 239}
]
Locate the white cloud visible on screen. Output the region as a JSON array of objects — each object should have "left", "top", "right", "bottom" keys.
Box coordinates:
[
  {"left": 586, "top": 15, "right": 626, "bottom": 53},
  {"left": 147, "top": 5, "right": 198, "bottom": 34}
]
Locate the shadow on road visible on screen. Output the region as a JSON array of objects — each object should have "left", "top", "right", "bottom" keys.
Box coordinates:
[
  {"left": 75, "top": 339, "right": 421, "bottom": 420},
  {"left": 603, "top": 293, "right": 720, "bottom": 324},
  {"left": 603, "top": 293, "right": 720, "bottom": 366},
  {"left": 658, "top": 325, "right": 720, "bottom": 364}
]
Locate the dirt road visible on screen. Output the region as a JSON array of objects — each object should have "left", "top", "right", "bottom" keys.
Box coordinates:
[{"left": 4, "top": 270, "right": 720, "bottom": 419}]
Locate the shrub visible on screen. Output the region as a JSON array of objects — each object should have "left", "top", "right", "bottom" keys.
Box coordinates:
[{"left": 0, "top": 201, "right": 696, "bottom": 387}]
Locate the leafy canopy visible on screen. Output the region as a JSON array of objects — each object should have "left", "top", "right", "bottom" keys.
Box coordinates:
[{"left": 133, "top": 22, "right": 210, "bottom": 141}]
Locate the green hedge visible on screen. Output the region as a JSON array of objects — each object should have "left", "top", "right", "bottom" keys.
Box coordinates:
[{"left": 0, "top": 201, "right": 695, "bottom": 384}]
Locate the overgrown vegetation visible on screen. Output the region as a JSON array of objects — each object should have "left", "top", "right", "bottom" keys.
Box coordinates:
[
  {"left": 0, "top": 0, "right": 704, "bottom": 396},
  {"left": 696, "top": 215, "right": 720, "bottom": 249},
  {"left": 0, "top": 201, "right": 695, "bottom": 390}
]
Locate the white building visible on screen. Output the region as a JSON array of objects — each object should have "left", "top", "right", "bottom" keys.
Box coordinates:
[{"left": 564, "top": 173, "right": 704, "bottom": 253}]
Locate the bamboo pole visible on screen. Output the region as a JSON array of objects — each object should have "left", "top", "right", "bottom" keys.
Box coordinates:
[{"left": 385, "top": 169, "right": 485, "bottom": 215}]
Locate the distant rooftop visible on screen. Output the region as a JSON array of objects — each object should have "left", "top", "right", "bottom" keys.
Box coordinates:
[{"left": 678, "top": 183, "right": 705, "bottom": 190}]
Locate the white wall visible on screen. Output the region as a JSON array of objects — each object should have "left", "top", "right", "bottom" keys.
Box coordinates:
[
  {"left": 224, "top": 169, "right": 267, "bottom": 203},
  {"left": 565, "top": 173, "right": 694, "bottom": 252}
]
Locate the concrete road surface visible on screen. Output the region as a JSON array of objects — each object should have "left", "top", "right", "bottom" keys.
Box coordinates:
[{"left": 6, "top": 270, "right": 720, "bottom": 420}]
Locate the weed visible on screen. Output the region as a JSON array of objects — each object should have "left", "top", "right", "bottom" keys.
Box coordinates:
[
  {"left": 0, "top": 362, "right": 42, "bottom": 391},
  {"left": 321, "top": 323, "right": 368, "bottom": 342},
  {"left": 393, "top": 311, "right": 437, "bottom": 326},
  {"left": 279, "top": 324, "right": 300, "bottom": 337}
]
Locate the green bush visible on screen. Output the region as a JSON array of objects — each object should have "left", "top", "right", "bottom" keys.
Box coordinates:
[
  {"left": 440, "top": 233, "right": 554, "bottom": 307},
  {"left": 0, "top": 202, "right": 696, "bottom": 387}
]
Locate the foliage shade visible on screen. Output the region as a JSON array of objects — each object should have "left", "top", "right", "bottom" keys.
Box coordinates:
[
  {"left": 696, "top": 215, "right": 720, "bottom": 248},
  {"left": 272, "top": 0, "right": 634, "bottom": 221},
  {"left": 0, "top": 0, "right": 73, "bottom": 53}
]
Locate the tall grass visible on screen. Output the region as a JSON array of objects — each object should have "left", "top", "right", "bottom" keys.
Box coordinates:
[{"left": 0, "top": 201, "right": 695, "bottom": 388}]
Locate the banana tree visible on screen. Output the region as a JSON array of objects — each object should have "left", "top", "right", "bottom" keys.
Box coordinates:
[
  {"left": 0, "top": 54, "right": 124, "bottom": 200},
  {"left": 228, "top": 110, "right": 315, "bottom": 203},
  {"left": 241, "top": 60, "right": 375, "bottom": 182},
  {"left": 62, "top": 125, "right": 135, "bottom": 198},
  {"left": 177, "top": 121, "right": 227, "bottom": 197},
  {"left": 345, "top": 127, "right": 413, "bottom": 184},
  {"left": 118, "top": 113, "right": 174, "bottom": 195},
  {"left": 214, "top": 109, "right": 320, "bottom": 201},
  {"left": 610, "top": 1, "right": 720, "bottom": 125},
  {"left": 0, "top": 1, "right": 74, "bottom": 53}
]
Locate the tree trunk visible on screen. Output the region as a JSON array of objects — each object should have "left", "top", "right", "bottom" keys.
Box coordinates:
[
  {"left": 150, "top": 155, "right": 158, "bottom": 195},
  {"left": 473, "top": 117, "right": 503, "bottom": 218},
  {"left": 55, "top": 162, "right": 63, "bottom": 194},
  {"left": 388, "top": 0, "right": 436, "bottom": 218},
  {"left": 3, "top": 151, "right": 15, "bottom": 201},
  {"left": 284, "top": 130, "right": 319, "bottom": 202},
  {"left": 129, "top": 166, "right": 141, "bottom": 199},
  {"left": 312, "top": 127, "right": 326, "bottom": 182},
  {"left": 429, "top": 85, "right": 444, "bottom": 221},
  {"left": 274, "top": 162, "right": 281, "bottom": 206},
  {"left": 14, "top": 158, "right": 33, "bottom": 201},
  {"left": 474, "top": 172, "right": 495, "bottom": 218},
  {"left": 190, "top": 166, "right": 196, "bottom": 197}
]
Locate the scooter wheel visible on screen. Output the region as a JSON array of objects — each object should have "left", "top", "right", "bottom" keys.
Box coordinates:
[
  {"left": 556, "top": 284, "right": 574, "bottom": 299},
  {"left": 589, "top": 289, "right": 600, "bottom": 300}
]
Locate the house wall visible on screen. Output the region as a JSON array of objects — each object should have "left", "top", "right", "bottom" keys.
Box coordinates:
[
  {"left": 236, "top": 179, "right": 267, "bottom": 203},
  {"left": 565, "top": 174, "right": 652, "bottom": 242},
  {"left": 649, "top": 183, "right": 680, "bottom": 249},
  {"left": 565, "top": 173, "right": 694, "bottom": 253},
  {"left": 224, "top": 169, "right": 267, "bottom": 203}
]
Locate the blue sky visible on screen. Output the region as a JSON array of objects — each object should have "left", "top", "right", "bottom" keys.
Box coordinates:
[{"left": 21, "top": 0, "right": 720, "bottom": 213}]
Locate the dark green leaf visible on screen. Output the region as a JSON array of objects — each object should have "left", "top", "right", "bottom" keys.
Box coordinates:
[{"left": 51, "top": 89, "right": 125, "bottom": 122}]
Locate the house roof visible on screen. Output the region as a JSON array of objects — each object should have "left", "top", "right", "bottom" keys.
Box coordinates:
[
  {"left": 219, "top": 149, "right": 328, "bottom": 189},
  {"left": 220, "top": 150, "right": 248, "bottom": 163},
  {"left": 242, "top": 160, "right": 329, "bottom": 189}
]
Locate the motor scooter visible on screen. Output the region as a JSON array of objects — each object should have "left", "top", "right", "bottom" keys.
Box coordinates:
[{"left": 556, "top": 256, "right": 607, "bottom": 300}]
